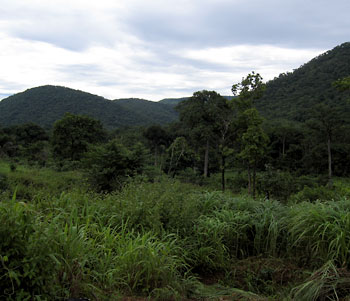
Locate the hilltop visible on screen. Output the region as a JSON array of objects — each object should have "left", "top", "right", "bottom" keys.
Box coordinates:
[{"left": 0, "top": 86, "right": 179, "bottom": 129}]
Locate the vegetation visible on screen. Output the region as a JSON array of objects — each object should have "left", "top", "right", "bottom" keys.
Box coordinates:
[
  {"left": 2, "top": 161, "right": 350, "bottom": 300},
  {"left": 1, "top": 41, "right": 350, "bottom": 299},
  {"left": 0, "top": 86, "right": 178, "bottom": 129}
]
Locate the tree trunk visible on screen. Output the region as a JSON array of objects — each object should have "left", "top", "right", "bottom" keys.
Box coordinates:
[
  {"left": 253, "top": 162, "right": 256, "bottom": 199},
  {"left": 221, "top": 154, "right": 225, "bottom": 192},
  {"left": 154, "top": 147, "right": 158, "bottom": 167},
  {"left": 327, "top": 136, "right": 333, "bottom": 188},
  {"left": 282, "top": 136, "right": 286, "bottom": 157},
  {"left": 247, "top": 164, "right": 251, "bottom": 196},
  {"left": 204, "top": 139, "right": 209, "bottom": 177}
]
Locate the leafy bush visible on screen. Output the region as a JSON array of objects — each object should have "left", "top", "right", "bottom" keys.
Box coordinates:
[
  {"left": 83, "top": 140, "right": 146, "bottom": 192},
  {"left": 0, "top": 201, "right": 63, "bottom": 299},
  {"left": 226, "top": 171, "right": 248, "bottom": 193},
  {"left": 0, "top": 172, "right": 8, "bottom": 190},
  {"left": 290, "top": 185, "right": 340, "bottom": 203}
]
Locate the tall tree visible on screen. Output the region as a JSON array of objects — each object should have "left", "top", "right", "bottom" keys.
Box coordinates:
[
  {"left": 176, "top": 90, "right": 230, "bottom": 177},
  {"left": 307, "top": 104, "right": 343, "bottom": 187},
  {"left": 143, "top": 125, "right": 169, "bottom": 167},
  {"left": 232, "top": 72, "right": 268, "bottom": 197},
  {"left": 232, "top": 71, "right": 266, "bottom": 110},
  {"left": 52, "top": 113, "right": 106, "bottom": 162},
  {"left": 238, "top": 108, "right": 269, "bottom": 198}
]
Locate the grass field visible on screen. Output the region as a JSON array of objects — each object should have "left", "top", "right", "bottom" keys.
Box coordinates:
[{"left": 1, "top": 161, "right": 350, "bottom": 300}]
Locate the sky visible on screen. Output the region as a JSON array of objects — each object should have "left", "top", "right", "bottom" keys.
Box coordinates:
[{"left": 0, "top": 0, "right": 349, "bottom": 101}]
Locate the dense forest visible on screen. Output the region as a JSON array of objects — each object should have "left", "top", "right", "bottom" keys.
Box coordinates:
[
  {"left": 1, "top": 42, "right": 350, "bottom": 300},
  {"left": 0, "top": 86, "right": 179, "bottom": 129}
]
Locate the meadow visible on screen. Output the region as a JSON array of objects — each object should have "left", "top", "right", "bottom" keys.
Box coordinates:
[{"left": 1, "top": 160, "right": 350, "bottom": 300}]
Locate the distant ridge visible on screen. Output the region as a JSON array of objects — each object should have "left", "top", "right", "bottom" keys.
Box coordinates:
[{"left": 0, "top": 85, "right": 179, "bottom": 128}]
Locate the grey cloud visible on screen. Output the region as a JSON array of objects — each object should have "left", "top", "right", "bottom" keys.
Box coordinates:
[
  {"left": 2, "top": 0, "right": 349, "bottom": 52},
  {"left": 0, "top": 2, "right": 117, "bottom": 51},
  {"left": 56, "top": 64, "right": 104, "bottom": 78},
  {"left": 124, "top": 0, "right": 350, "bottom": 50}
]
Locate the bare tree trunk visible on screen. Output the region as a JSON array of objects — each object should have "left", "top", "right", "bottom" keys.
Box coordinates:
[
  {"left": 253, "top": 162, "right": 256, "bottom": 199},
  {"left": 221, "top": 154, "right": 225, "bottom": 192},
  {"left": 247, "top": 164, "right": 251, "bottom": 196},
  {"left": 154, "top": 147, "right": 158, "bottom": 166},
  {"left": 204, "top": 139, "right": 209, "bottom": 177},
  {"left": 327, "top": 136, "right": 333, "bottom": 188},
  {"left": 282, "top": 136, "right": 286, "bottom": 157}
]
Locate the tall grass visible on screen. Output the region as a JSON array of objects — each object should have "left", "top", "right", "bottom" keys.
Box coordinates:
[
  {"left": 288, "top": 198, "right": 350, "bottom": 266},
  {"left": 2, "top": 161, "right": 350, "bottom": 299}
]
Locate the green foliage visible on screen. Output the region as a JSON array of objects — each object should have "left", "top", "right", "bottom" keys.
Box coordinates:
[
  {"left": 288, "top": 199, "right": 350, "bottom": 266},
  {"left": 333, "top": 75, "right": 350, "bottom": 92},
  {"left": 0, "top": 172, "right": 8, "bottom": 190},
  {"left": 290, "top": 185, "right": 340, "bottom": 203},
  {"left": 0, "top": 85, "right": 178, "bottom": 129},
  {"left": 166, "top": 137, "right": 194, "bottom": 175},
  {"left": 232, "top": 71, "right": 266, "bottom": 110},
  {"left": 52, "top": 113, "right": 106, "bottom": 162},
  {"left": 291, "top": 261, "right": 350, "bottom": 300},
  {"left": 2, "top": 161, "right": 350, "bottom": 299},
  {"left": 257, "top": 42, "right": 350, "bottom": 122},
  {"left": 176, "top": 90, "right": 233, "bottom": 177},
  {"left": 83, "top": 140, "right": 147, "bottom": 192}
]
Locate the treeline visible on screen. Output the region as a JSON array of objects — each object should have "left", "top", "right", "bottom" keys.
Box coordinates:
[{"left": 1, "top": 73, "right": 350, "bottom": 201}]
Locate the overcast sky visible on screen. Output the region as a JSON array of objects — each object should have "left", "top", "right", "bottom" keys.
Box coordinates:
[{"left": 0, "top": 0, "right": 349, "bottom": 101}]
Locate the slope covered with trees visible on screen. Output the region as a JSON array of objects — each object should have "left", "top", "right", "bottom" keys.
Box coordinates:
[
  {"left": 257, "top": 42, "right": 350, "bottom": 121},
  {"left": 114, "top": 98, "right": 178, "bottom": 125},
  {"left": 0, "top": 85, "right": 178, "bottom": 128}
]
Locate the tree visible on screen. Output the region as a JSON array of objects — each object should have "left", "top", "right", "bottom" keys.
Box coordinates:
[
  {"left": 83, "top": 140, "right": 146, "bottom": 192},
  {"left": 307, "top": 104, "right": 343, "bottom": 187},
  {"left": 215, "top": 101, "right": 237, "bottom": 191},
  {"left": 232, "top": 72, "right": 268, "bottom": 197},
  {"left": 143, "top": 125, "right": 169, "bottom": 167},
  {"left": 333, "top": 76, "right": 350, "bottom": 92},
  {"left": 52, "top": 113, "right": 105, "bottom": 162},
  {"left": 232, "top": 71, "right": 266, "bottom": 110},
  {"left": 238, "top": 108, "right": 269, "bottom": 198},
  {"left": 166, "top": 137, "right": 194, "bottom": 175},
  {"left": 176, "top": 90, "right": 230, "bottom": 177}
]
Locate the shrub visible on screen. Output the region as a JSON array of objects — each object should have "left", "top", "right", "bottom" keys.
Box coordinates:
[
  {"left": 290, "top": 185, "right": 340, "bottom": 203},
  {"left": 0, "top": 172, "right": 8, "bottom": 190}
]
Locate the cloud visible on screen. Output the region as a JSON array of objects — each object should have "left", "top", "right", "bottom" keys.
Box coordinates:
[
  {"left": 123, "top": 0, "right": 350, "bottom": 49},
  {"left": 0, "top": 0, "right": 348, "bottom": 101}
]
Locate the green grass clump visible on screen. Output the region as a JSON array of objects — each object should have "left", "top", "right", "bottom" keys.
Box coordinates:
[
  {"left": 291, "top": 261, "right": 350, "bottom": 300},
  {"left": 289, "top": 199, "right": 350, "bottom": 267}
]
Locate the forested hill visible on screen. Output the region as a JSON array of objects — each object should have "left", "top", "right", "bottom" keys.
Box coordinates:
[
  {"left": 0, "top": 86, "right": 179, "bottom": 128},
  {"left": 256, "top": 42, "right": 350, "bottom": 121},
  {"left": 113, "top": 98, "right": 178, "bottom": 125}
]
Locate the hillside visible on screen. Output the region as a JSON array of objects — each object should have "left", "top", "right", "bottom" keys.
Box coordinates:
[
  {"left": 114, "top": 98, "right": 178, "bottom": 125},
  {"left": 257, "top": 42, "right": 350, "bottom": 121},
  {"left": 0, "top": 86, "right": 178, "bottom": 129}
]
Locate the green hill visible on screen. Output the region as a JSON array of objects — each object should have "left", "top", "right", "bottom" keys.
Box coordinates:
[
  {"left": 256, "top": 42, "right": 350, "bottom": 121},
  {"left": 0, "top": 86, "right": 178, "bottom": 129},
  {"left": 114, "top": 98, "right": 178, "bottom": 125}
]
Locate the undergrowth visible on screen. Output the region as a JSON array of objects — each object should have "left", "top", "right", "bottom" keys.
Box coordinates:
[{"left": 2, "top": 161, "right": 350, "bottom": 300}]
